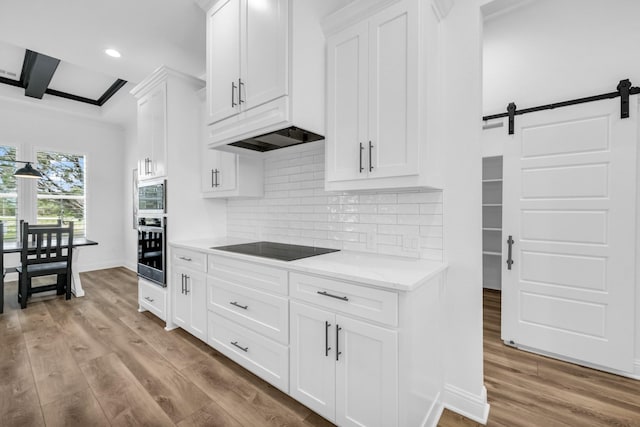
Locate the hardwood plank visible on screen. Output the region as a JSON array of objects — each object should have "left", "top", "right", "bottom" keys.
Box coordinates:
[
  {"left": 176, "top": 401, "right": 244, "bottom": 427},
  {"left": 41, "top": 389, "right": 110, "bottom": 427},
  {"left": 44, "top": 298, "right": 112, "bottom": 364},
  {"left": 0, "top": 381, "right": 45, "bottom": 426},
  {"left": 35, "top": 368, "right": 89, "bottom": 406},
  {"left": 23, "top": 325, "right": 80, "bottom": 382},
  {"left": 77, "top": 300, "right": 213, "bottom": 423},
  {"left": 81, "top": 352, "right": 174, "bottom": 426},
  {"left": 181, "top": 357, "right": 308, "bottom": 427}
]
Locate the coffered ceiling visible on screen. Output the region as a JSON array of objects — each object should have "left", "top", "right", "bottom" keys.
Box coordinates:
[{"left": 0, "top": 0, "right": 206, "bottom": 127}]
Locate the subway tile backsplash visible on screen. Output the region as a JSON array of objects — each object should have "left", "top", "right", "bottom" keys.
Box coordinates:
[{"left": 227, "top": 142, "right": 443, "bottom": 260}]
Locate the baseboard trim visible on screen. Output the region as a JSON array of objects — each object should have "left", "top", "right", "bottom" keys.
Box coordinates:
[
  {"left": 632, "top": 359, "right": 640, "bottom": 380},
  {"left": 443, "top": 384, "right": 490, "bottom": 424},
  {"left": 422, "top": 392, "right": 444, "bottom": 427},
  {"left": 77, "top": 259, "right": 125, "bottom": 273}
]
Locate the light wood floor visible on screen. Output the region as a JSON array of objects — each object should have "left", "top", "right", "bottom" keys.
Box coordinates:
[
  {"left": 1, "top": 269, "right": 639, "bottom": 426},
  {"left": 439, "top": 290, "right": 640, "bottom": 427}
]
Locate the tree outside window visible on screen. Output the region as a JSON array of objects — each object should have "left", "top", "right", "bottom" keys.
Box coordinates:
[
  {"left": 0, "top": 145, "right": 18, "bottom": 240},
  {"left": 36, "top": 150, "right": 86, "bottom": 237}
]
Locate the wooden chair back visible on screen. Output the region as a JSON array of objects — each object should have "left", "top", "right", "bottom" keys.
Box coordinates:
[{"left": 20, "top": 221, "right": 74, "bottom": 267}]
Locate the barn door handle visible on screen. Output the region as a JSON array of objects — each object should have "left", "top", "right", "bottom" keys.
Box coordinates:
[{"left": 506, "top": 235, "right": 514, "bottom": 270}]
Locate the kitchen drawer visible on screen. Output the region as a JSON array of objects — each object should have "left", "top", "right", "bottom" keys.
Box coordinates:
[
  {"left": 138, "top": 278, "right": 166, "bottom": 321},
  {"left": 207, "top": 277, "right": 289, "bottom": 344},
  {"left": 208, "top": 311, "right": 289, "bottom": 392},
  {"left": 172, "top": 247, "right": 207, "bottom": 272},
  {"left": 208, "top": 254, "right": 288, "bottom": 295},
  {"left": 289, "top": 272, "right": 398, "bottom": 327}
]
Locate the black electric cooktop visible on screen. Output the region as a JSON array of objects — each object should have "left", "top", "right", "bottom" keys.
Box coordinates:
[{"left": 211, "top": 241, "right": 339, "bottom": 261}]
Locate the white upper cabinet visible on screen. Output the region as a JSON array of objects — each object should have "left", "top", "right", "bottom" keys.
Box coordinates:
[
  {"left": 136, "top": 82, "right": 167, "bottom": 180},
  {"left": 243, "top": 0, "right": 288, "bottom": 110},
  {"left": 200, "top": 147, "right": 264, "bottom": 198},
  {"left": 202, "top": 0, "right": 337, "bottom": 150},
  {"left": 207, "top": 0, "right": 242, "bottom": 123},
  {"left": 206, "top": 0, "right": 287, "bottom": 125},
  {"left": 324, "top": 0, "right": 443, "bottom": 192}
]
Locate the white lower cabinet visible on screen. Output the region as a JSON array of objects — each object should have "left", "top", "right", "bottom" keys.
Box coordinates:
[
  {"left": 172, "top": 265, "right": 207, "bottom": 341},
  {"left": 208, "top": 311, "right": 289, "bottom": 392},
  {"left": 138, "top": 278, "right": 167, "bottom": 321},
  {"left": 170, "top": 246, "right": 444, "bottom": 426},
  {"left": 290, "top": 301, "right": 398, "bottom": 426}
]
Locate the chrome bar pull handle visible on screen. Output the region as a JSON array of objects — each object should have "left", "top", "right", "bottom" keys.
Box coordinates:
[
  {"left": 506, "top": 235, "right": 514, "bottom": 270},
  {"left": 211, "top": 169, "right": 215, "bottom": 188},
  {"left": 231, "top": 82, "right": 237, "bottom": 107},
  {"left": 369, "top": 141, "right": 374, "bottom": 172},
  {"left": 181, "top": 273, "right": 185, "bottom": 294},
  {"left": 359, "top": 142, "right": 364, "bottom": 173},
  {"left": 317, "top": 290, "right": 349, "bottom": 301},
  {"left": 336, "top": 324, "right": 342, "bottom": 361},
  {"left": 230, "top": 301, "right": 248, "bottom": 310},
  {"left": 231, "top": 341, "right": 248, "bottom": 352},
  {"left": 238, "top": 78, "right": 245, "bottom": 104},
  {"left": 185, "top": 275, "right": 190, "bottom": 295},
  {"left": 325, "top": 321, "right": 332, "bottom": 357}
]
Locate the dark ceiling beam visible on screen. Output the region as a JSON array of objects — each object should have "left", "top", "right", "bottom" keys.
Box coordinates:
[
  {"left": 97, "top": 79, "right": 127, "bottom": 106},
  {"left": 0, "top": 49, "right": 127, "bottom": 107},
  {"left": 22, "top": 50, "right": 60, "bottom": 99},
  {"left": 44, "top": 88, "right": 100, "bottom": 106}
]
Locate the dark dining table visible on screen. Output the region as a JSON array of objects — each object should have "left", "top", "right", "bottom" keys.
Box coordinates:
[{"left": 2, "top": 237, "right": 98, "bottom": 297}]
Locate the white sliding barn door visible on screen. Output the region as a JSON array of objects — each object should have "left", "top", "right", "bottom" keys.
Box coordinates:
[{"left": 502, "top": 97, "right": 637, "bottom": 372}]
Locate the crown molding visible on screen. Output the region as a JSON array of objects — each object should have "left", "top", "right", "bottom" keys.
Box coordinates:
[
  {"left": 194, "top": 0, "right": 217, "bottom": 12},
  {"left": 130, "top": 66, "right": 204, "bottom": 99}
]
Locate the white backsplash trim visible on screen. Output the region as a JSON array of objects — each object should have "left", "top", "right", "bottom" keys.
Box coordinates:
[{"left": 227, "top": 142, "right": 444, "bottom": 260}]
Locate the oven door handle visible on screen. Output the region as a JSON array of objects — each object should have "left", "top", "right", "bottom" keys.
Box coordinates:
[{"left": 138, "top": 226, "right": 164, "bottom": 232}]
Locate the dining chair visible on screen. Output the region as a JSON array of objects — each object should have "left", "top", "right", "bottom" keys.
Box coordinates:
[
  {"left": 17, "top": 221, "right": 74, "bottom": 309},
  {"left": 0, "top": 221, "right": 4, "bottom": 314}
]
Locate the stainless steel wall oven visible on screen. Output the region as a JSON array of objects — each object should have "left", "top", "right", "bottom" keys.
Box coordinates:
[
  {"left": 137, "top": 216, "right": 166, "bottom": 286},
  {"left": 138, "top": 179, "right": 166, "bottom": 215}
]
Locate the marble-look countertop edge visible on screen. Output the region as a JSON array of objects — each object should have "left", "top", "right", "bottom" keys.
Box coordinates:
[{"left": 169, "top": 238, "right": 448, "bottom": 292}]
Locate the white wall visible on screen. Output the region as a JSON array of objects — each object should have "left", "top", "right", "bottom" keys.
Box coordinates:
[
  {"left": 442, "top": 1, "right": 489, "bottom": 423},
  {"left": 482, "top": 0, "right": 640, "bottom": 378},
  {"left": 483, "top": 0, "right": 640, "bottom": 116},
  {"left": 227, "top": 142, "right": 444, "bottom": 260},
  {"left": 122, "top": 123, "right": 139, "bottom": 271},
  {"left": 0, "top": 99, "right": 126, "bottom": 273}
]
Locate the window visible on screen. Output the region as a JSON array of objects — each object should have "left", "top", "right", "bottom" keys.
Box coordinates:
[
  {"left": 36, "top": 150, "right": 86, "bottom": 237},
  {"left": 0, "top": 145, "right": 18, "bottom": 240}
]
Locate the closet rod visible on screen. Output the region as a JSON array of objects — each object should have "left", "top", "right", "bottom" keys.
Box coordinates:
[{"left": 482, "top": 79, "right": 640, "bottom": 134}]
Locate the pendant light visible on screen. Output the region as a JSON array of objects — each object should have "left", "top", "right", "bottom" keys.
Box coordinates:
[{"left": 14, "top": 161, "right": 44, "bottom": 179}]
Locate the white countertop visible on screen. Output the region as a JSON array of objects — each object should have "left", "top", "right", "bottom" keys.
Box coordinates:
[{"left": 170, "top": 238, "right": 447, "bottom": 292}]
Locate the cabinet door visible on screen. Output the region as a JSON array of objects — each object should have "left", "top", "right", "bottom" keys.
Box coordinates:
[
  {"left": 335, "top": 315, "right": 398, "bottom": 427},
  {"left": 149, "top": 83, "right": 167, "bottom": 178},
  {"left": 201, "top": 149, "right": 238, "bottom": 194},
  {"left": 207, "top": 0, "right": 241, "bottom": 124},
  {"left": 367, "top": 0, "right": 419, "bottom": 179},
  {"left": 241, "top": 0, "right": 288, "bottom": 110},
  {"left": 172, "top": 267, "right": 189, "bottom": 329},
  {"left": 290, "top": 302, "right": 336, "bottom": 422},
  {"left": 137, "top": 95, "right": 153, "bottom": 180},
  {"left": 326, "top": 21, "right": 369, "bottom": 183},
  {"left": 186, "top": 272, "right": 207, "bottom": 341}
]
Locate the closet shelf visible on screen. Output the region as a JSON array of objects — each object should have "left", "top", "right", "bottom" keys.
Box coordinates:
[
  {"left": 483, "top": 227, "right": 502, "bottom": 231},
  {"left": 482, "top": 203, "right": 502, "bottom": 207},
  {"left": 482, "top": 178, "right": 503, "bottom": 183}
]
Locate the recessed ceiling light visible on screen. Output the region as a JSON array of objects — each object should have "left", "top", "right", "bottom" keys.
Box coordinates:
[{"left": 105, "top": 48, "right": 121, "bottom": 58}]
